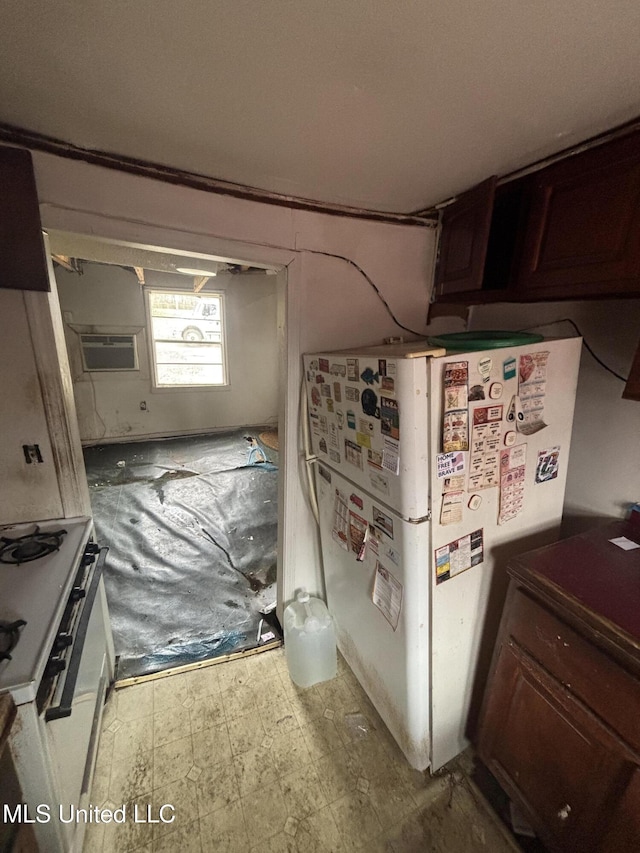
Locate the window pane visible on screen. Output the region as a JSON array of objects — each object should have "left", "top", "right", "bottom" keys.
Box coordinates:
[
  {"left": 154, "top": 341, "right": 223, "bottom": 365},
  {"left": 156, "top": 363, "right": 225, "bottom": 386},
  {"left": 148, "top": 290, "right": 226, "bottom": 387}
]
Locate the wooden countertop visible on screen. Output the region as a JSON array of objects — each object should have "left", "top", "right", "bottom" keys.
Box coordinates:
[{"left": 508, "top": 518, "right": 640, "bottom": 667}]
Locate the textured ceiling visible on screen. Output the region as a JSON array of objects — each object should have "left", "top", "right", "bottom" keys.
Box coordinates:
[{"left": 1, "top": 1, "right": 640, "bottom": 213}]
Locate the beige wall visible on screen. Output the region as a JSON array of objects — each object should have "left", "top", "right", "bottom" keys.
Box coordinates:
[
  {"left": 20, "top": 149, "right": 437, "bottom": 605},
  {"left": 465, "top": 299, "right": 640, "bottom": 534},
  {"left": 0, "top": 290, "right": 63, "bottom": 524},
  {"left": 56, "top": 263, "right": 279, "bottom": 442}
]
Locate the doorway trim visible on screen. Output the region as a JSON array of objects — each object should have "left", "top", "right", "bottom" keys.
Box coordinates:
[{"left": 37, "top": 210, "right": 298, "bottom": 623}]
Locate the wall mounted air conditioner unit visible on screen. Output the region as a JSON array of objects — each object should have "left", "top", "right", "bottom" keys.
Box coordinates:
[{"left": 80, "top": 334, "right": 139, "bottom": 372}]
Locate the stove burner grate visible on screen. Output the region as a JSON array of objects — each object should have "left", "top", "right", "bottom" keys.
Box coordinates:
[
  {"left": 0, "top": 527, "right": 67, "bottom": 565},
  {"left": 0, "top": 619, "right": 27, "bottom": 661}
]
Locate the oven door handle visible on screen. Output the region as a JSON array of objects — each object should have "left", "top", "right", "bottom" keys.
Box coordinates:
[{"left": 45, "top": 546, "right": 108, "bottom": 722}]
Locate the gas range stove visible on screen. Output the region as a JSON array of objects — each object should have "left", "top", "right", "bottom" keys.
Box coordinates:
[{"left": 0, "top": 516, "right": 93, "bottom": 704}]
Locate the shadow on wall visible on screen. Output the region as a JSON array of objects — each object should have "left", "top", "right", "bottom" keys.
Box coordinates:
[{"left": 561, "top": 510, "right": 628, "bottom": 539}]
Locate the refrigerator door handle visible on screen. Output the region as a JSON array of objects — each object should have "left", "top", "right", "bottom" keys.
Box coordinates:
[{"left": 300, "top": 376, "right": 320, "bottom": 525}]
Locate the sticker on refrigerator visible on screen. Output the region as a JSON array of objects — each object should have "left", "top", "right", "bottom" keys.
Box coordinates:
[
  {"left": 319, "top": 358, "right": 330, "bottom": 372},
  {"left": 381, "top": 376, "right": 395, "bottom": 394},
  {"left": 478, "top": 356, "right": 492, "bottom": 384},
  {"left": 349, "top": 511, "right": 368, "bottom": 559},
  {"left": 443, "top": 410, "right": 469, "bottom": 453},
  {"left": 372, "top": 506, "right": 394, "bottom": 539},
  {"left": 356, "top": 432, "right": 372, "bottom": 449},
  {"left": 310, "top": 412, "right": 320, "bottom": 436},
  {"left": 518, "top": 352, "right": 549, "bottom": 435},
  {"left": 435, "top": 529, "right": 484, "bottom": 584},
  {"left": 436, "top": 451, "right": 465, "bottom": 479},
  {"left": 359, "top": 418, "right": 374, "bottom": 434},
  {"left": 380, "top": 397, "right": 400, "bottom": 440},
  {"left": 345, "top": 386, "right": 360, "bottom": 402},
  {"left": 319, "top": 465, "right": 331, "bottom": 484},
  {"left": 345, "top": 439, "right": 363, "bottom": 470},
  {"left": 535, "top": 446, "right": 560, "bottom": 483},
  {"left": 383, "top": 544, "right": 400, "bottom": 567},
  {"left": 319, "top": 415, "right": 328, "bottom": 433},
  {"left": 469, "top": 384, "right": 485, "bottom": 401},
  {"left": 333, "top": 382, "right": 342, "bottom": 402},
  {"left": 311, "top": 386, "right": 321, "bottom": 407},
  {"left": 440, "top": 491, "right": 464, "bottom": 526},
  {"left": 347, "top": 359, "right": 359, "bottom": 382},
  {"left": 332, "top": 490, "right": 349, "bottom": 551},
  {"left": 349, "top": 493, "right": 364, "bottom": 509},
  {"left": 329, "top": 422, "right": 339, "bottom": 449},
  {"left": 498, "top": 444, "right": 527, "bottom": 524},
  {"left": 328, "top": 449, "right": 341, "bottom": 464},
  {"left": 330, "top": 363, "right": 346, "bottom": 377},
  {"left": 360, "top": 367, "right": 379, "bottom": 385},
  {"left": 443, "top": 474, "right": 466, "bottom": 494},
  {"left": 367, "top": 448, "right": 383, "bottom": 469},
  {"left": 469, "top": 406, "right": 502, "bottom": 490},
  {"left": 369, "top": 470, "right": 390, "bottom": 495},
  {"left": 361, "top": 388, "right": 378, "bottom": 416},
  {"left": 336, "top": 410, "right": 345, "bottom": 429},
  {"left": 321, "top": 383, "right": 332, "bottom": 397},
  {"left": 308, "top": 359, "right": 319, "bottom": 372},
  {"left": 372, "top": 562, "right": 403, "bottom": 631},
  {"left": 382, "top": 437, "right": 400, "bottom": 476},
  {"left": 326, "top": 399, "right": 334, "bottom": 413},
  {"left": 503, "top": 357, "right": 516, "bottom": 381},
  {"left": 378, "top": 359, "right": 387, "bottom": 377}
]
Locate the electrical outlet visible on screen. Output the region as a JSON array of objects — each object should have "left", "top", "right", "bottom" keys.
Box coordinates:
[{"left": 23, "top": 444, "right": 43, "bottom": 464}]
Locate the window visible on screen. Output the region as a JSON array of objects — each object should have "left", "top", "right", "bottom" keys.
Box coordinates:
[{"left": 147, "top": 290, "right": 227, "bottom": 387}]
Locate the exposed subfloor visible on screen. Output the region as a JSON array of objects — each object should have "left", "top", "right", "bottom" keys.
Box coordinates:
[
  {"left": 83, "top": 430, "right": 279, "bottom": 679},
  {"left": 85, "top": 648, "right": 520, "bottom": 853}
]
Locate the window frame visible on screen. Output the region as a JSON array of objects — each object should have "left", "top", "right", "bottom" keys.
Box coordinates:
[{"left": 144, "top": 287, "right": 229, "bottom": 391}]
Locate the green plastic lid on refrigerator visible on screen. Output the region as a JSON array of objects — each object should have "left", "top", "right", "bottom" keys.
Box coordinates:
[{"left": 427, "top": 330, "right": 544, "bottom": 351}]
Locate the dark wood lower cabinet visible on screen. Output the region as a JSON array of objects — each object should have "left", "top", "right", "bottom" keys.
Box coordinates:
[{"left": 477, "top": 523, "right": 640, "bottom": 853}]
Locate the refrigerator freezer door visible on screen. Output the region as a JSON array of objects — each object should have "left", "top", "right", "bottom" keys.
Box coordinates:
[
  {"left": 303, "top": 352, "right": 430, "bottom": 519},
  {"left": 427, "top": 337, "right": 582, "bottom": 771},
  {"left": 314, "top": 463, "right": 431, "bottom": 770}
]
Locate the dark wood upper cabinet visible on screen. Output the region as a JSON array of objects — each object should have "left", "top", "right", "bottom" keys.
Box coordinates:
[
  {"left": 0, "top": 146, "right": 50, "bottom": 292},
  {"left": 434, "top": 176, "right": 496, "bottom": 297},
  {"left": 433, "top": 128, "right": 640, "bottom": 305},
  {"left": 516, "top": 132, "right": 640, "bottom": 298}
]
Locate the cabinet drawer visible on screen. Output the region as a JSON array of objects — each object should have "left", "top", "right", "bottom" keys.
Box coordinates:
[{"left": 505, "top": 588, "right": 640, "bottom": 752}]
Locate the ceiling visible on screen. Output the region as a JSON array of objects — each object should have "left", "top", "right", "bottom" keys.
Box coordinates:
[{"left": 1, "top": 1, "right": 640, "bottom": 213}]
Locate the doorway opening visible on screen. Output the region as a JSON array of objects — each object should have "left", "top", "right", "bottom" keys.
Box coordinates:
[{"left": 49, "top": 233, "right": 284, "bottom": 681}]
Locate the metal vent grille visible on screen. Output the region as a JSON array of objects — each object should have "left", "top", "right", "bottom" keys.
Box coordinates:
[{"left": 80, "top": 334, "right": 138, "bottom": 372}]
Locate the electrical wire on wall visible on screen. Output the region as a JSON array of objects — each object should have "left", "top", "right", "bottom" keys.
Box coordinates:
[
  {"left": 517, "top": 318, "right": 629, "bottom": 383},
  {"left": 300, "top": 249, "right": 426, "bottom": 338}
]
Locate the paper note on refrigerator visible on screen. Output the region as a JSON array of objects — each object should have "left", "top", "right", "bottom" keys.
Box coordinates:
[
  {"left": 498, "top": 444, "right": 527, "bottom": 524},
  {"left": 332, "top": 490, "right": 349, "bottom": 550},
  {"left": 518, "top": 352, "right": 549, "bottom": 434},
  {"left": 442, "top": 361, "right": 469, "bottom": 452},
  {"left": 372, "top": 562, "right": 403, "bottom": 630},
  {"left": 440, "top": 491, "right": 463, "bottom": 525}
]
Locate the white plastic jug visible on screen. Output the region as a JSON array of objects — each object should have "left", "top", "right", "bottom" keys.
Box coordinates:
[{"left": 283, "top": 589, "right": 337, "bottom": 688}]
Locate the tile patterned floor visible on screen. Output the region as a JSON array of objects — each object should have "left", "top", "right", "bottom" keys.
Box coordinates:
[{"left": 84, "top": 649, "right": 518, "bottom": 853}]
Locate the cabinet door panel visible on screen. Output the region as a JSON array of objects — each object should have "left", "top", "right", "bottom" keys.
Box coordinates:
[
  {"left": 435, "top": 176, "right": 496, "bottom": 296},
  {"left": 479, "top": 644, "right": 636, "bottom": 852},
  {"left": 517, "top": 132, "right": 640, "bottom": 298},
  {"left": 0, "top": 146, "right": 49, "bottom": 292}
]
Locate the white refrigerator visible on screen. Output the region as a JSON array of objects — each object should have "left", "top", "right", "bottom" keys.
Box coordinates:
[{"left": 303, "top": 336, "right": 581, "bottom": 771}]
